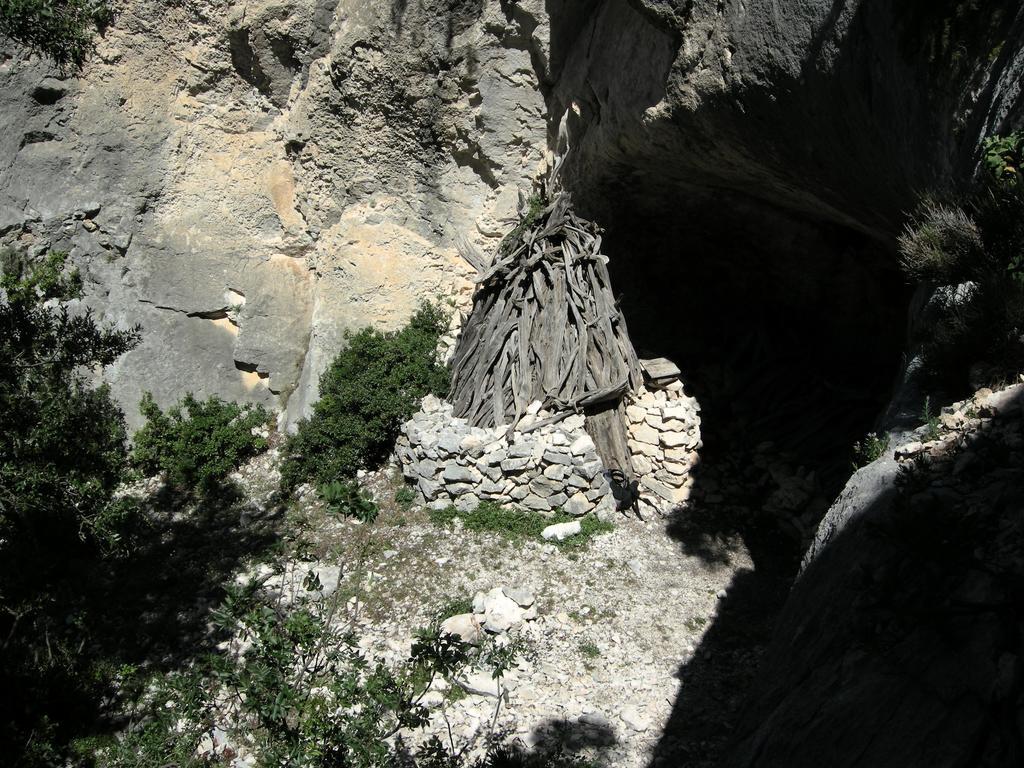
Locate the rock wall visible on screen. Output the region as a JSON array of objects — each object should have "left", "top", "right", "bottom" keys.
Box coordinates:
[
  {"left": 3, "top": 0, "right": 1023, "bottom": 431},
  {"left": 0, "top": 0, "right": 552, "bottom": 428},
  {"left": 396, "top": 395, "right": 617, "bottom": 517},
  {"left": 396, "top": 383, "right": 702, "bottom": 517},
  {"left": 725, "top": 383, "right": 1024, "bottom": 767},
  {"left": 553, "top": 1, "right": 1024, "bottom": 236}
]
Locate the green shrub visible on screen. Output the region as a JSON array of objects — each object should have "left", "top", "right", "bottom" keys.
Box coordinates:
[
  {"left": 103, "top": 578, "right": 481, "bottom": 768},
  {"left": 978, "top": 135, "right": 1024, "bottom": 289},
  {"left": 982, "top": 131, "right": 1023, "bottom": 184},
  {"left": 0, "top": 0, "right": 112, "bottom": 67},
  {"left": 0, "top": 249, "right": 139, "bottom": 555},
  {"left": 281, "top": 304, "right": 450, "bottom": 490},
  {"left": 91, "top": 667, "right": 210, "bottom": 768},
  {"left": 84, "top": 572, "right": 590, "bottom": 768},
  {"left": 319, "top": 479, "right": 379, "bottom": 523},
  {"left": 0, "top": 250, "right": 139, "bottom": 765},
  {"left": 132, "top": 392, "right": 270, "bottom": 494}
]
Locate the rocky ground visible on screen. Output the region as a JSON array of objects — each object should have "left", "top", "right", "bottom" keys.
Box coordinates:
[
  {"left": 143, "top": 382, "right": 1024, "bottom": 768},
  {"left": 216, "top": 447, "right": 755, "bottom": 767},
  {"left": 125, "top": 378, "right": 1024, "bottom": 767}
]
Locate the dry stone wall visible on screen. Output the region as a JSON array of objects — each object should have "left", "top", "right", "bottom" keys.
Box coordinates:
[
  {"left": 396, "top": 395, "right": 617, "bottom": 518},
  {"left": 625, "top": 382, "right": 702, "bottom": 516},
  {"left": 396, "top": 382, "right": 702, "bottom": 518}
]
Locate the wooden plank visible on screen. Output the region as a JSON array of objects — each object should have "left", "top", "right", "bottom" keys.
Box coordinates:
[
  {"left": 585, "top": 401, "right": 635, "bottom": 478},
  {"left": 640, "top": 357, "right": 681, "bottom": 381}
]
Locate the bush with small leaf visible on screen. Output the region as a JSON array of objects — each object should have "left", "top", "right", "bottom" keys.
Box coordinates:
[
  {"left": 103, "top": 575, "right": 495, "bottom": 768},
  {"left": 0, "top": 249, "right": 140, "bottom": 766},
  {"left": 982, "top": 131, "right": 1023, "bottom": 184},
  {"left": 281, "top": 303, "right": 450, "bottom": 490},
  {"left": 0, "top": 0, "right": 112, "bottom": 67},
  {"left": 132, "top": 392, "right": 270, "bottom": 494},
  {"left": 85, "top": 565, "right": 595, "bottom": 768}
]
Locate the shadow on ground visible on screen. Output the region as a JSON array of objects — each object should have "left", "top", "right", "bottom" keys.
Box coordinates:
[
  {"left": 486, "top": 717, "right": 618, "bottom": 766},
  {"left": 89, "top": 484, "right": 282, "bottom": 671},
  {"left": 649, "top": 387, "right": 1024, "bottom": 767},
  {"left": 0, "top": 480, "right": 284, "bottom": 757},
  {"left": 646, "top": 441, "right": 801, "bottom": 768}
]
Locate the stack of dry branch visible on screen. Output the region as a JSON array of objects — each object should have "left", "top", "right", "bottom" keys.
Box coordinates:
[{"left": 449, "top": 184, "right": 642, "bottom": 473}]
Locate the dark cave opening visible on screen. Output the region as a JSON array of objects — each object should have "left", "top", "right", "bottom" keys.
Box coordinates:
[{"left": 593, "top": 182, "right": 912, "bottom": 566}]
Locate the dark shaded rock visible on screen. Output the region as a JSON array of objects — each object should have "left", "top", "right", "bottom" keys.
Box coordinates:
[
  {"left": 725, "top": 389, "right": 1024, "bottom": 768},
  {"left": 553, "top": 0, "right": 1024, "bottom": 237}
]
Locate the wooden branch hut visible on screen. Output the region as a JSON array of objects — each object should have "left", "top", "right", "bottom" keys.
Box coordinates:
[{"left": 449, "top": 168, "right": 642, "bottom": 476}]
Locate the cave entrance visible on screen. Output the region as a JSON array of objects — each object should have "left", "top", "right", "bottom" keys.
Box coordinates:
[{"left": 590, "top": 180, "right": 911, "bottom": 566}]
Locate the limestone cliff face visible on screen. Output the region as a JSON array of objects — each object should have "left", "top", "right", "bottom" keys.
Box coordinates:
[
  {"left": 2, "top": 1, "right": 1021, "bottom": 430},
  {"left": 0, "top": 0, "right": 551, "bottom": 427}
]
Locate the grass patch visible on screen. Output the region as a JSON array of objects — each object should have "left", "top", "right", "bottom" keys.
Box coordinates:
[
  {"left": 428, "top": 502, "right": 613, "bottom": 549},
  {"left": 395, "top": 484, "right": 416, "bottom": 509},
  {"left": 430, "top": 596, "right": 475, "bottom": 629},
  {"left": 579, "top": 641, "right": 601, "bottom": 659},
  {"left": 685, "top": 616, "right": 708, "bottom": 633}
]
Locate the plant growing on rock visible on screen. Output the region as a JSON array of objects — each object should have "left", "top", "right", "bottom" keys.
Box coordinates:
[
  {"left": 898, "top": 132, "right": 1024, "bottom": 390},
  {"left": 982, "top": 131, "right": 1023, "bottom": 184},
  {"left": 920, "top": 396, "right": 942, "bottom": 441},
  {"left": 852, "top": 432, "right": 889, "bottom": 468},
  {"left": 281, "top": 303, "right": 450, "bottom": 490},
  {"left": 320, "top": 479, "right": 379, "bottom": 523},
  {"left": 897, "top": 199, "right": 985, "bottom": 283},
  {"left": 132, "top": 392, "right": 270, "bottom": 495},
  {"left": 0, "top": 0, "right": 112, "bottom": 67}
]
